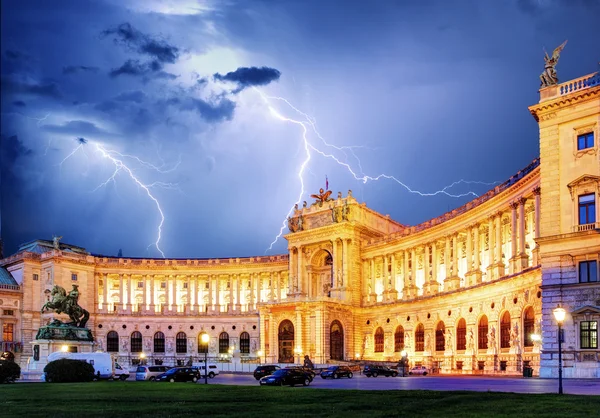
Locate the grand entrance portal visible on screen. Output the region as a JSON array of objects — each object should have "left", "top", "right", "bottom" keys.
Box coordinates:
[
  {"left": 330, "top": 320, "right": 344, "bottom": 360},
  {"left": 278, "top": 320, "right": 294, "bottom": 363}
]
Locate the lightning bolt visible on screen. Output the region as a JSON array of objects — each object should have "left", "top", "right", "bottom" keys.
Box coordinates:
[
  {"left": 255, "top": 89, "right": 499, "bottom": 252},
  {"left": 58, "top": 138, "right": 178, "bottom": 258}
]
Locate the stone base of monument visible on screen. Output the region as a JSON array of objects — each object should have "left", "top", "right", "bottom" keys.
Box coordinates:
[{"left": 22, "top": 324, "right": 95, "bottom": 381}]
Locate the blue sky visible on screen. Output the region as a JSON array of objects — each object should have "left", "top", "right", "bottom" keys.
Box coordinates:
[{"left": 1, "top": 0, "right": 599, "bottom": 258}]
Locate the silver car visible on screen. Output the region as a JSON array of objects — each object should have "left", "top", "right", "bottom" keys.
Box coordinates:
[{"left": 136, "top": 365, "right": 171, "bottom": 381}]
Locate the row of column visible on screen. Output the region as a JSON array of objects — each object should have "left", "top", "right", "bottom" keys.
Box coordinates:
[
  {"left": 99, "top": 271, "right": 287, "bottom": 312},
  {"left": 364, "top": 189, "right": 540, "bottom": 303}
]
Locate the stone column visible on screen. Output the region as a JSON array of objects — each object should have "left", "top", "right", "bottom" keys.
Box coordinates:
[
  {"left": 444, "top": 237, "right": 451, "bottom": 287},
  {"left": 186, "top": 275, "right": 192, "bottom": 313},
  {"left": 297, "top": 247, "right": 304, "bottom": 295},
  {"left": 403, "top": 251, "right": 410, "bottom": 300},
  {"left": 494, "top": 212, "right": 505, "bottom": 277},
  {"left": 342, "top": 239, "right": 349, "bottom": 288},
  {"left": 125, "top": 274, "right": 133, "bottom": 311},
  {"left": 465, "top": 227, "right": 473, "bottom": 285},
  {"left": 410, "top": 247, "right": 418, "bottom": 297},
  {"left": 142, "top": 274, "right": 148, "bottom": 312},
  {"left": 276, "top": 272, "right": 282, "bottom": 302},
  {"left": 295, "top": 310, "right": 303, "bottom": 363},
  {"left": 516, "top": 197, "right": 529, "bottom": 270},
  {"left": 249, "top": 274, "right": 255, "bottom": 311},
  {"left": 118, "top": 274, "right": 124, "bottom": 311},
  {"left": 369, "top": 258, "right": 377, "bottom": 302},
  {"left": 207, "top": 275, "right": 213, "bottom": 312},
  {"left": 229, "top": 274, "right": 235, "bottom": 312},
  {"left": 215, "top": 274, "right": 221, "bottom": 312},
  {"left": 331, "top": 240, "right": 338, "bottom": 288},
  {"left": 509, "top": 201, "right": 518, "bottom": 274},
  {"left": 235, "top": 274, "right": 241, "bottom": 311},
  {"left": 102, "top": 273, "right": 109, "bottom": 311},
  {"left": 389, "top": 252, "right": 398, "bottom": 299},
  {"left": 473, "top": 225, "right": 482, "bottom": 284},
  {"left": 383, "top": 254, "right": 389, "bottom": 300},
  {"left": 192, "top": 275, "right": 198, "bottom": 313},
  {"left": 149, "top": 275, "right": 155, "bottom": 313},
  {"left": 487, "top": 216, "right": 495, "bottom": 280}
]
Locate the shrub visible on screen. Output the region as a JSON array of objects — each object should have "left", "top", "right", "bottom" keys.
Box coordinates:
[
  {"left": 44, "top": 359, "right": 94, "bottom": 383},
  {"left": 0, "top": 360, "right": 21, "bottom": 383}
]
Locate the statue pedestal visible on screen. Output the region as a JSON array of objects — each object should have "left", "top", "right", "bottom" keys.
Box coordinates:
[{"left": 23, "top": 339, "right": 96, "bottom": 381}]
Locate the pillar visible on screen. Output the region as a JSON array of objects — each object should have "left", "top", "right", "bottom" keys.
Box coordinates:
[
  {"left": 516, "top": 197, "right": 529, "bottom": 270},
  {"left": 494, "top": 211, "right": 505, "bottom": 277},
  {"left": 466, "top": 227, "right": 473, "bottom": 284},
  {"left": 149, "top": 275, "right": 155, "bottom": 312},
  {"left": 102, "top": 273, "right": 109, "bottom": 311},
  {"left": 487, "top": 216, "right": 495, "bottom": 280},
  {"left": 444, "top": 237, "right": 451, "bottom": 287},
  {"left": 118, "top": 274, "right": 124, "bottom": 311},
  {"left": 403, "top": 250, "right": 410, "bottom": 300},
  {"left": 390, "top": 252, "right": 398, "bottom": 299},
  {"left": 142, "top": 274, "right": 148, "bottom": 311},
  {"left": 342, "top": 239, "right": 349, "bottom": 288},
  {"left": 276, "top": 272, "right": 281, "bottom": 302}
]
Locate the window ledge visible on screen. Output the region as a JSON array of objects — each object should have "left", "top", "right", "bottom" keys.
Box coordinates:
[{"left": 573, "top": 222, "right": 600, "bottom": 232}]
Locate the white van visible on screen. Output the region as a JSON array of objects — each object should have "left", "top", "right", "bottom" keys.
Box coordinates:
[
  {"left": 47, "top": 351, "right": 130, "bottom": 380},
  {"left": 194, "top": 363, "right": 220, "bottom": 378}
]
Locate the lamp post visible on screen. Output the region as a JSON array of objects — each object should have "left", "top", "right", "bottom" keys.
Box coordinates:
[
  {"left": 553, "top": 305, "right": 566, "bottom": 395},
  {"left": 400, "top": 350, "right": 407, "bottom": 377},
  {"left": 201, "top": 333, "right": 210, "bottom": 385},
  {"left": 139, "top": 352, "right": 146, "bottom": 365},
  {"left": 257, "top": 350, "right": 264, "bottom": 365}
]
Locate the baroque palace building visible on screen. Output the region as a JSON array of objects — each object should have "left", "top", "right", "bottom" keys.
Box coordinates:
[{"left": 1, "top": 70, "right": 599, "bottom": 379}]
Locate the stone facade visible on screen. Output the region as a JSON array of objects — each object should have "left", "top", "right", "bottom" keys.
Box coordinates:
[{"left": 1, "top": 71, "right": 598, "bottom": 378}]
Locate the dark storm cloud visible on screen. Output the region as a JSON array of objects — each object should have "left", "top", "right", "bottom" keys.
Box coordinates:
[
  {"left": 192, "top": 98, "right": 236, "bottom": 122},
  {"left": 12, "top": 100, "right": 26, "bottom": 107},
  {"left": 108, "top": 59, "right": 177, "bottom": 79},
  {"left": 114, "top": 90, "right": 146, "bottom": 103},
  {"left": 0, "top": 76, "right": 62, "bottom": 99},
  {"left": 42, "top": 120, "right": 117, "bottom": 138},
  {"left": 213, "top": 66, "right": 281, "bottom": 93},
  {"left": 0, "top": 135, "right": 33, "bottom": 199},
  {"left": 516, "top": 0, "right": 600, "bottom": 15},
  {"left": 102, "top": 22, "right": 180, "bottom": 64},
  {"left": 62, "top": 65, "right": 100, "bottom": 75}
]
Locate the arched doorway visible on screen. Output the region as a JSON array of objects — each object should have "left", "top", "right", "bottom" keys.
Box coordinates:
[
  {"left": 310, "top": 249, "right": 333, "bottom": 298},
  {"left": 278, "top": 320, "right": 294, "bottom": 363},
  {"left": 330, "top": 320, "right": 344, "bottom": 360}
]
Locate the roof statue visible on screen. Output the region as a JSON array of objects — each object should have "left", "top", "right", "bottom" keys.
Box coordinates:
[
  {"left": 540, "top": 40, "right": 567, "bottom": 88},
  {"left": 311, "top": 188, "right": 333, "bottom": 207},
  {"left": 52, "top": 235, "right": 62, "bottom": 250}
]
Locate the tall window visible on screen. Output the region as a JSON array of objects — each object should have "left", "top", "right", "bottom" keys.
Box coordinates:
[
  {"left": 394, "top": 326, "right": 404, "bottom": 352},
  {"left": 219, "top": 332, "right": 229, "bottom": 354},
  {"left": 374, "top": 327, "right": 384, "bottom": 353},
  {"left": 415, "top": 324, "right": 424, "bottom": 352},
  {"left": 456, "top": 319, "right": 466, "bottom": 351},
  {"left": 500, "top": 312, "right": 511, "bottom": 349},
  {"left": 523, "top": 307, "right": 535, "bottom": 347},
  {"left": 130, "top": 331, "right": 142, "bottom": 353},
  {"left": 154, "top": 332, "right": 165, "bottom": 353},
  {"left": 106, "top": 331, "right": 119, "bottom": 352},
  {"left": 435, "top": 322, "right": 445, "bottom": 352},
  {"left": 580, "top": 321, "right": 598, "bottom": 349},
  {"left": 579, "top": 194, "right": 596, "bottom": 225},
  {"left": 176, "top": 332, "right": 187, "bottom": 354},
  {"left": 579, "top": 261, "right": 598, "bottom": 283},
  {"left": 577, "top": 132, "right": 594, "bottom": 150},
  {"left": 240, "top": 332, "right": 250, "bottom": 354},
  {"left": 478, "top": 316, "right": 488, "bottom": 350},
  {"left": 2, "top": 323, "right": 14, "bottom": 341},
  {"left": 198, "top": 333, "right": 208, "bottom": 354}
]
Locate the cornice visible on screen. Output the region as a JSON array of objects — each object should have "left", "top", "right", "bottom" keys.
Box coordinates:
[{"left": 529, "top": 86, "right": 600, "bottom": 122}]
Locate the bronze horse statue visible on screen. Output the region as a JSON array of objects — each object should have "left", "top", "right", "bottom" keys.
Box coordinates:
[{"left": 41, "top": 284, "right": 89, "bottom": 328}]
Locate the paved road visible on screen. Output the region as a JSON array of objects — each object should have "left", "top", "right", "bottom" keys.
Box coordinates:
[{"left": 207, "top": 373, "right": 599, "bottom": 396}]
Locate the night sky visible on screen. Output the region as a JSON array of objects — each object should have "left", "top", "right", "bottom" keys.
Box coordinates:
[{"left": 1, "top": 0, "right": 599, "bottom": 259}]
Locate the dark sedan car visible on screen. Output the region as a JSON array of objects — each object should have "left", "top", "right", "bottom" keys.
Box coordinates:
[
  {"left": 254, "top": 365, "right": 280, "bottom": 380},
  {"left": 320, "top": 365, "right": 353, "bottom": 379},
  {"left": 284, "top": 366, "right": 316, "bottom": 381},
  {"left": 259, "top": 369, "right": 311, "bottom": 386},
  {"left": 363, "top": 364, "right": 398, "bottom": 377},
  {"left": 156, "top": 367, "right": 200, "bottom": 383}
]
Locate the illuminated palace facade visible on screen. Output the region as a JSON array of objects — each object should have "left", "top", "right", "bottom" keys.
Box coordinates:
[{"left": 1, "top": 71, "right": 599, "bottom": 378}]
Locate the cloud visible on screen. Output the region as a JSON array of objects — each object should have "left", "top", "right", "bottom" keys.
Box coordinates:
[
  {"left": 0, "top": 76, "right": 62, "bottom": 99},
  {"left": 62, "top": 65, "right": 100, "bottom": 75},
  {"left": 114, "top": 90, "right": 147, "bottom": 103},
  {"left": 41, "top": 120, "right": 118, "bottom": 138},
  {"left": 12, "top": 100, "right": 26, "bottom": 107},
  {"left": 102, "top": 22, "right": 180, "bottom": 64},
  {"left": 192, "top": 97, "right": 236, "bottom": 122},
  {"left": 108, "top": 59, "right": 177, "bottom": 79},
  {"left": 213, "top": 66, "right": 281, "bottom": 93}
]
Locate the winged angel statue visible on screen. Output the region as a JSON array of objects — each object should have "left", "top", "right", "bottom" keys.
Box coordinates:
[{"left": 540, "top": 40, "right": 567, "bottom": 87}]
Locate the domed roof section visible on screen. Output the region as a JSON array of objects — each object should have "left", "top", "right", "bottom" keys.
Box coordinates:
[{"left": 0, "top": 266, "right": 17, "bottom": 285}]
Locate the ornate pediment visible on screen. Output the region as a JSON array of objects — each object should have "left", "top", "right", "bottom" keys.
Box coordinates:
[
  {"left": 571, "top": 305, "right": 600, "bottom": 316},
  {"left": 567, "top": 174, "right": 600, "bottom": 198}
]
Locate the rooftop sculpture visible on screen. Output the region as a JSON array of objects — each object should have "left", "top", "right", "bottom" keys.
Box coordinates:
[{"left": 540, "top": 40, "right": 567, "bottom": 87}]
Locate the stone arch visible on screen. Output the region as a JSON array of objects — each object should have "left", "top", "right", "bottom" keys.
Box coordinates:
[
  {"left": 310, "top": 249, "right": 334, "bottom": 298},
  {"left": 455, "top": 317, "right": 467, "bottom": 351},
  {"left": 278, "top": 319, "right": 295, "bottom": 363},
  {"left": 394, "top": 325, "right": 405, "bottom": 352},
  {"left": 374, "top": 327, "right": 384, "bottom": 353},
  {"left": 414, "top": 323, "right": 425, "bottom": 352},
  {"left": 435, "top": 321, "right": 446, "bottom": 352},
  {"left": 522, "top": 305, "right": 535, "bottom": 347},
  {"left": 477, "top": 315, "right": 488, "bottom": 351},
  {"left": 499, "top": 310, "right": 511, "bottom": 349}
]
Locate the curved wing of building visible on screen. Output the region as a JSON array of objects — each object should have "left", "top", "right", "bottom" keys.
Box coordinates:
[{"left": 1, "top": 71, "right": 599, "bottom": 379}]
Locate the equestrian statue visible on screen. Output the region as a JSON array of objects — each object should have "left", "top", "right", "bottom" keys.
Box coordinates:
[{"left": 41, "top": 284, "right": 90, "bottom": 328}]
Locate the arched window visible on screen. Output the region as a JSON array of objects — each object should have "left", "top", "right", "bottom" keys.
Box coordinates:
[
  {"left": 106, "top": 331, "right": 119, "bottom": 352},
  {"left": 198, "top": 332, "right": 208, "bottom": 354},
  {"left": 456, "top": 318, "right": 466, "bottom": 351},
  {"left": 154, "top": 331, "right": 165, "bottom": 353},
  {"left": 478, "top": 316, "right": 488, "bottom": 350},
  {"left": 219, "top": 332, "right": 229, "bottom": 354},
  {"left": 394, "top": 326, "right": 404, "bottom": 352},
  {"left": 374, "top": 327, "right": 384, "bottom": 353},
  {"left": 176, "top": 332, "right": 187, "bottom": 354},
  {"left": 130, "top": 331, "right": 142, "bottom": 353},
  {"left": 435, "top": 322, "right": 445, "bottom": 352},
  {"left": 500, "top": 312, "right": 511, "bottom": 349},
  {"left": 415, "top": 324, "right": 425, "bottom": 352},
  {"left": 523, "top": 307, "right": 535, "bottom": 347},
  {"left": 240, "top": 332, "right": 250, "bottom": 354}
]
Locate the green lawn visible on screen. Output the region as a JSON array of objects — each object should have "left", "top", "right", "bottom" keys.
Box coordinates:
[{"left": 2, "top": 382, "right": 598, "bottom": 418}]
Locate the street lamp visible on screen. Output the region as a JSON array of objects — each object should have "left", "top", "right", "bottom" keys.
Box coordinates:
[
  {"left": 257, "top": 350, "right": 264, "bottom": 364},
  {"left": 553, "top": 305, "right": 566, "bottom": 395},
  {"left": 139, "top": 352, "right": 146, "bottom": 365},
  {"left": 400, "top": 350, "right": 407, "bottom": 377},
  {"left": 293, "top": 347, "right": 302, "bottom": 364},
  {"left": 201, "top": 333, "right": 210, "bottom": 385}
]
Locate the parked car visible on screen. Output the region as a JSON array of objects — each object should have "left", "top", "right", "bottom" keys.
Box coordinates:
[
  {"left": 284, "top": 366, "right": 316, "bottom": 381},
  {"left": 259, "top": 369, "right": 311, "bottom": 386},
  {"left": 195, "top": 364, "right": 220, "bottom": 378},
  {"left": 155, "top": 367, "right": 200, "bottom": 383},
  {"left": 320, "top": 365, "right": 353, "bottom": 379},
  {"left": 254, "top": 365, "right": 280, "bottom": 380},
  {"left": 409, "top": 365, "right": 429, "bottom": 376},
  {"left": 363, "top": 364, "right": 398, "bottom": 377},
  {"left": 136, "top": 365, "right": 171, "bottom": 381}
]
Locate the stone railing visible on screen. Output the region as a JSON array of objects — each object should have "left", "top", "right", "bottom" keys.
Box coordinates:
[
  {"left": 573, "top": 222, "right": 600, "bottom": 233},
  {"left": 559, "top": 72, "right": 599, "bottom": 96},
  {"left": 0, "top": 284, "right": 20, "bottom": 291}
]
